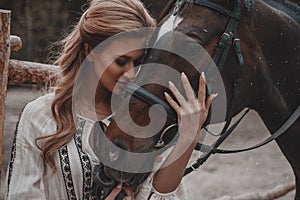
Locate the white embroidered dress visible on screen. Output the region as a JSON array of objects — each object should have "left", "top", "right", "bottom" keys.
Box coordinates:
[{"left": 5, "top": 93, "right": 188, "bottom": 200}]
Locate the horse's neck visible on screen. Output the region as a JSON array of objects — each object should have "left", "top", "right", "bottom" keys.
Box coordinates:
[{"left": 238, "top": 0, "right": 300, "bottom": 132}]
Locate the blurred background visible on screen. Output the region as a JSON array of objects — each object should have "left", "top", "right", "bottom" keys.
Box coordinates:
[
  {"left": 0, "top": 0, "right": 169, "bottom": 63},
  {"left": 1, "top": 0, "right": 299, "bottom": 63}
]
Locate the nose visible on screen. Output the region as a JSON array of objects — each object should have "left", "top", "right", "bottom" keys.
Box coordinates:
[{"left": 123, "top": 65, "right": 136, "bottom": 82}]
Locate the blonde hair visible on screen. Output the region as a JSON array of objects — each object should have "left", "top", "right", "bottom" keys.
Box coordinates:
[{"left": 37, "top": 0, "right": 156, "bottom": 171}]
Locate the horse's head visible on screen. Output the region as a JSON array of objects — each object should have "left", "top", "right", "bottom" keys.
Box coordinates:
[
  {"left": 95, "top": 0, "right": 244, "bottom": 191},
  {"left": 92, "top": 1, "right": 300, "bottom": 198},
  {"left": 96, "top": 0, "right": 291, "bottom": 192}
]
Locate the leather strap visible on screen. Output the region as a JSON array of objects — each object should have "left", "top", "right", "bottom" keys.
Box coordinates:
[
  {"left": 184, "top": 105, "right": 300, "bottom": 175},
  {"left": 120, "top": 82, "right": 178, "bottom": 123},
  {"left": 196, "top": 105, "right": 300, "bottom": 154}
]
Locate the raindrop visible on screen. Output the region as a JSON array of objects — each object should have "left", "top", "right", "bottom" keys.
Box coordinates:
[{"left": 250, "top": 82, "right": 254, "bottom": 86}]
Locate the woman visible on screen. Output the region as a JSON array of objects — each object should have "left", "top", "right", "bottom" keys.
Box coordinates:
[{"left": 5, "top": 0, "right": 215, "bottom": 199}]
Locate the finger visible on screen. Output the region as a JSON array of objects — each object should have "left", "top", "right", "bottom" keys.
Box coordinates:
[
  {"left": 105, "top": 183, "right": 122, "bottom": 200},
  {"left": 205, "top": 93, "right": 218, "bottom": 109},
  {"left": 164, "top": 92, "right": 181, "bottom": 114},
  {"left": 181, "top": 72, "right": 196, "bottom": 103},
  {"left": 169, "top": 81, "right": 187, "bottom": 107},
  {"left": 198, "top": 72, "right": 206, "bottom": 105},
  {"left": 123, "top": 186, "right": 133, "bottom": 200}
]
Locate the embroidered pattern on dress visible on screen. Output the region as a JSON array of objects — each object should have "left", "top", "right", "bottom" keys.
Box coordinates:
[
  {"left": 59, "top": 145, "right": 77, "bottom": 200},
  {"left": 74, "top": 117, "right": 93, "bottom": 200},
  {"left": 6, "top": 105, "right": 27, "bottom": 197}
]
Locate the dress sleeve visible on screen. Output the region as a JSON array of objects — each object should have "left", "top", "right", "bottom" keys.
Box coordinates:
[
  {"left": 135, "top": 150, "right": 189, "bottom": 200},
  {"left": 135, "top": 174, "right": 188, "bottom": 200},
  {"left": 5, "top": 98, "right": 52, "bottom": 200}
]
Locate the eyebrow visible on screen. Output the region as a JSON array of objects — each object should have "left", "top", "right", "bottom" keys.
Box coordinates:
[
  {"left": 117, "top": 55, "right": 130, "bottom": 59},
  {"left": 116, "top": 54, "right": 143, "bottom": 60}
]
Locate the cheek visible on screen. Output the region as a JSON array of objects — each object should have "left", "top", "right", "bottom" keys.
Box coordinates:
[{"left": 99, "top": 67, "right": 125, "bottom": 91}]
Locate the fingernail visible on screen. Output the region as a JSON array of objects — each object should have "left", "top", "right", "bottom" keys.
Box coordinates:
[
  {"left": 169, "top": 81, "right": 174, "bottom": 87},
  {"left": 181, "top": 72, "right": 187, "bottom": 78},
  {"left": 211, "top": 93, "right": 218, "bottom": 99},
  {"left": 201, "top": 72, "right": 206, "bottom": 81},
  {"left": 164, "top": 92, "right": 169, "bottom": 97},
  {"left": 117, "top": 183, "right": 122, "bottom": 189}
]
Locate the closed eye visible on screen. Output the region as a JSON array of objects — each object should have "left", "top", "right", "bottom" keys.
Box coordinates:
[{"left": 115, "top": 57, "right": 128, "bottom": 67}]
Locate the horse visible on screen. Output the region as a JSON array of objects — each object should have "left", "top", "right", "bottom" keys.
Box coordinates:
[{"left": 96, "top": 0, "right": 300, "bottom": 198}]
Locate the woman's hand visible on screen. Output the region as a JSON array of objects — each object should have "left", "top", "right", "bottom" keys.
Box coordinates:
[
  {"left": 164, "top": 72, "right": 217, "bottom": 142},
  {"left": 105, "top": 183, "right": 132, "bottom": 200},
  {"left": 152, "top": 72, "right": 217, "bottom": 194}
]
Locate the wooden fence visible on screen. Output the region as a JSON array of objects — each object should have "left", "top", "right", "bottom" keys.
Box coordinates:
[{"left": 0, "top": 9, "right": 59, "bottom": 178}]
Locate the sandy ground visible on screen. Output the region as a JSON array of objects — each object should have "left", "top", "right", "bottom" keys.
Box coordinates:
[{"left": 0, "top": 86, "right": 296, "bottom": 199}]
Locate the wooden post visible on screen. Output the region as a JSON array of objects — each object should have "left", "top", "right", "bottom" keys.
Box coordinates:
[
  {"left": 0, "top": 9, "right": 11, "bottom": 179},
  {"left": 10, "top": 35, "right": 22, "bottom": 52}
]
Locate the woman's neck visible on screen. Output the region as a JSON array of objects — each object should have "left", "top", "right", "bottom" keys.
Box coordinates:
[{"left": 94, "top": 83, "right": 112, "bottom": 119}]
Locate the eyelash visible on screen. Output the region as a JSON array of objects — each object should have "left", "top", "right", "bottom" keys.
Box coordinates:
[
  {"left": 115, "top": 58, "right": 127, "bottom": 67},
  {"left": 134, "top": 59, "right": 142, "bottom": 67},
  {"left": 115, "top": 58, "right": 142, "bottom": 67}
]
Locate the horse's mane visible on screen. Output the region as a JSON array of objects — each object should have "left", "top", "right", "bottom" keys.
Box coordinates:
[
  {"left": 157, "top": 0, "right": 177, "bottom": 23},
  {"left": 158, "top": 0, "right": 300, "bottom": 25},
  {"left": 262, "top": 0, "right": 300, "bottom": 24}
]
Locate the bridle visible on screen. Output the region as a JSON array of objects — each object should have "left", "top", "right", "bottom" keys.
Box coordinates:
[{"left": 118, "top": 0, "right": 300, "bottom": 176}]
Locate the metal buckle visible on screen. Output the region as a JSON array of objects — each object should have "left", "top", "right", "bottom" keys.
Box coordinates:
[
  {"left": 219, "top": 32, "right": 234, "bottom": 47},
  {"left": 154, "top": 123, "right": 178, "bottom": 148},
  {"left": 190, "top": 162, "right": 199, "bottom": 171}
]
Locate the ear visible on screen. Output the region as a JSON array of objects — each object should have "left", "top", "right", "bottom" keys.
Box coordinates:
[{"left": 84, "top": 43, "right": 95, "bottom": 62}]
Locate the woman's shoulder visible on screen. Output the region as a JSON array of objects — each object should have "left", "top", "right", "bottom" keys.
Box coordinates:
[
  {"left": 19, "top": 93, "right": 56, "bottom": 137},
  {"left": 22, "top": 93, "right": 54, "bottom": 119}
]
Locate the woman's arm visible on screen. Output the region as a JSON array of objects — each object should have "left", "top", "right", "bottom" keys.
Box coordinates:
[
  {"left": 152, "top": 72, "right": 217, "bottom": 193},
  {"left": 6, "top": 101, "right": 47, "bottom": 199}
]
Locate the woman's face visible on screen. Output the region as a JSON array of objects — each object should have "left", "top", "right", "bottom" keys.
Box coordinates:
[{"left": 90, "top": 37, "right": 146, "bottom": 94}]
